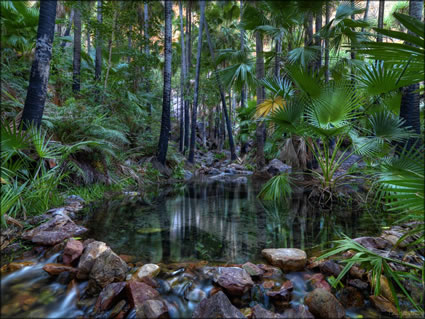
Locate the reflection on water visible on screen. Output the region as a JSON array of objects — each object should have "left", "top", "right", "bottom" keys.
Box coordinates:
[{"left": 84, "top": 178, "right": 388, "bottom": 264}]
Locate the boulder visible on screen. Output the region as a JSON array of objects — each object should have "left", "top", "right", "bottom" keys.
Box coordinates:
[
  {"left": 126, "top": 281, "right": 159, "bottom": 308},
  {"left": 353, "top": 237, "right": 392, "bottom": 250},
  {"left": 319, "top": 260, "right": 341, "bottom": 277},
  {"left": 265, "top": 159, "right": 292, "bottom": 176},
  {"left": 192, "top": 291, "right": 246, "bottom": 318},
  {"left": 282, "top": 305, "right": 314, "bottom": 319},
  {"left": 251, "top": 304, "right": 283, "bottom": 318},
  {"left": 77, "top": 241, "right": 108, "bottom": 280},
  {"left": 338, "top": 287, "right": 364, "bottom": 308},
  {"left": 304, "top": 288, "right": 345, "bottom": 319},
  {"left": 242, "top": 262, "right": 264, "bottom": 277},
  {"left": 42, "top": 263, "right": 77, "bottom": 276},
  {"left": 136, "top": 299, "right": 169, "bottom": 319},
  {"left": 214, "top": 267, "right": 254, "bottom": 295},
  {"left": 261, "top": 248, "right": 307, "bottom": 272},
  {"left": 63, "top": 238, "right": 84, "bottom": 265},
  {"left": 89, "top": 249, "right": 129, "bottom": 290},
  {"left": 94, "top": 282, "right": 126, "bottom": 312},
  {"left": 133, "top": 264, "right": 160, "bottom": 281},
  {"left": 369, "top": 295, "right": 398, "bottom": 316},
  {"left": 22, "top": 214, "right": 87, "bottom": 246}
]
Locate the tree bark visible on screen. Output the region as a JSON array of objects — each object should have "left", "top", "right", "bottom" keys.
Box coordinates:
[
  {"left": 204, "top": 20, "right": 237, "bottom": 160},
  {"left": 127, "top": 25, "right": 132, "bottom": 63},
  {"left": 325, "top": 1, "right": 330, "bottom": 83},
  {"left": 188, "top": 0, "right": 206, "bottom": 163},
  {"left": 361, "top": 0, "right": 370, "bottom": 33},
  {"left": 255, "top": 31, "right": 265, "bottom": 169},
  {"left": 377, "top": 0, "right": 385, "bottom": 42},
  {"left": 179, "top": 1, "right": 186, "bottom": 153},
  {"left": 72, "top": 5, "right": 81, "bottom": 94},
  {"left": 21, "top": 0, "right": 57, "bottom": 128},
  {"left": 315, "top": 9, "right": 322, "bottom": 74},
  {"left": 240, "top": 0, "right": 248, "bottom": 156},
  {"left": 157, "top": 0, "right": 173, "bottom": 165},
  {"left": 95, "top": 0, "right": 102, "bottom": 83},
  {"left": 184, "top": 3, "right": 192, "bottom": 154},
  {"left": 398, "top": 0, "right": 423, "bottom": 150},
  {"left": 104, "top": 10, "right": 118, "bottom": 93},
  {"left": 144, "top": 2, "right": 152, "bottom": 121}
]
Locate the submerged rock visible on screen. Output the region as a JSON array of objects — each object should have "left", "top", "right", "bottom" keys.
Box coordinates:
[
  {"left": 136, "top": 299, "right": 169, "bottom": 319},
  {"left": 192, "top": 291, "right": 246, "bottom": 318},
  {"left": 266, "top": 280, "right": 293, "bottom": 300},
  {"left": 261, "top": 248, "right": 307, "bottom": 272},
  {"left": 77, "top": 241, "right": 108, "bottom": 280},
  {"left": 63, "top": 238, "right": 83, "bottom": 266},
  {"left": 304, "top": 288, "right": 345, "bottom": 319},
  {"left": 22, "top": 214, "right": 87, "bottom": 246},
  {"left": 214, "top": 267, "right": 254, "bottom": 295},
  {"left": 94, "top": 282, "right": 126, "bottom": 312}
]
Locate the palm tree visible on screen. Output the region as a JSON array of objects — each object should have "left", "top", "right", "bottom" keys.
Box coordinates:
[
  {"left": 315, "top": 8, "right": 322, "bottom": 73},
  {"left": 144, "top": 2, "right": 152, "bottom": 121},
  {"left": 377, "top": 0, "right": 385, "bottom": 42},
  {"left": 188, "top": 0, "right": 206, "bottom": 163},
  {"left": 72, "top": 3, "right": 81, "bottom": 94},
  {"left": 240, "top": 0, "right": 248, "bottom": 156},
  {"left": 184, "top": 2, "right": 192, "bottom": 154},
  {"left": 157, "top": 0, "right": 172, "bottom": 165},
  {"left": 324, "top": 1, "right": 330, "bottom": 82},
  {"left": 204, "top": 20, "right": 237, "bottom": 161},
  {"left": 21, "top": 0, "right": 57, "bottom": 128},
  {"left": 255, "top": 30, "right": 266, "bottom": 169},
  {"left": 95, "top": 0, "right": 102, "bottom": 83},
  {"left": 179, "top": 1, "right": 186, "bottom": 153}
]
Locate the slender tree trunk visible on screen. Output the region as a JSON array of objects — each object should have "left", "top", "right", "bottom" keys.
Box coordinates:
[
  {"left": 144, "top": 2, "right": 152, "bottom": 121},
  {"left": 240, "top": 0, "right": 248, "bottom": 156},
  {"left": 87, "top": 27, "right": 91, "bottom": 55},
  {"left": 274, "top": 38, "right": 282, "bottom": 77},
  {"left": 127, "top": 25, "right": 132, "bottom": 63},
  {"left": 350, "top": 0, "right": 356, "bottom": 82},
  {"left": 95, "top": 0, "right": 102, "bottom": 83},
  {"left": 60, "top": 8, "right": 74, "bottom": 48},
  {"left": 255, "top": 31, "right": 265, "bottom": 169},
  {"left": 157, "top": 0, "right": 173, "bottom": 165},
  {"left": 184, "top": 3, "right": 192, "bottom": 154},
  {"left": 73, "top": 5, "right": 81, "bottom": 94},
  {"left": 398, "top": 0, "right": 423, "bottom": 150},
  {"left": 325, "top": 1, "right": 330, "bottom": 83},
  {"left": 179, "top": 1, "right": 186, "bottom": 153},
  {"left": 361, "top": 0, "right": 370, "bottom": 33},
  {"left": 104, "top": 11, "right": 118, "bottom": 93},
  {"left": 315, "top": 9, "right": 322, "bottom": 74},
  {"left": 305, "top": 12, "right": 314, "bottom": 71},
  {"left": 377, "top": 0, "right": 385, "bottom": 42},
  {"left": 188, "top": 0, "right": 205, "bottom": 163},
  {"left": 204, "top": 20, "right": 237, "bottom": 160},
  {"left": 21, "top": 0, "right": 58, "bottom": 128}
]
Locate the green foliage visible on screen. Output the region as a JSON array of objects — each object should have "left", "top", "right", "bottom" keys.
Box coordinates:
[{"left": 258, "top": 173, "right": 292, "bottom": 203}]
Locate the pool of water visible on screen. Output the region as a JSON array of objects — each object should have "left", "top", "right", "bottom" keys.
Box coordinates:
[{"left": 83, "top": 177, "right": 389, "bottom": 264}]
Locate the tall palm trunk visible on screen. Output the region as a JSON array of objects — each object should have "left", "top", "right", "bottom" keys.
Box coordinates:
[
  {"left": 240, "top": 0, "right": 248, "bottom": 156},
  {"left": 188, "top": 0, "right": 206, "bottom": 163},
  {"left": 377, "top": 0, "right": 385, "bottom": 43},
  {"left": 144, "top": 2, "right": 152, "bottom": 121},
  {"left": 350, "top": 0, "right": 356, "bottom": 82},
  {"left": 315, "top": 9, "right": 322, "bottom": 74},
  {"left": 127, "top": 25, "right": 132, "bottom": 63},
  {"left": 95, "top": 0, "right": 102, "bottom": 83},
  {"left": 325, "top": 1, "right": 330, "bottom": 83},
  {"left": 255, "top": 31, "right": 265, "bottom": 169},
  {"left": 204, "top": 20, "right": 237, "bottom": 160},
  {"left": 274, "top": 38, "right": 282, "bottom": 77},
  {"left": 179, "top": 1, "right": 186, "bottom": 153},
  {"left": 184, "top": 3, "right": 192, "bottom": 154},
  {"left": 157, "top": 0, "right": 173, "bottom": 165},
  {"left": 21, "top": 0, "right": 57, "bottom": 128},
  {"left": 399, "top": 0, "right": 423, "bottom": 150},
  {"left": 72, "top": 5, "right": 81, "bottom": 94},
  {"left": 305, "top": 12, "right": 314, "bottom": 71}
]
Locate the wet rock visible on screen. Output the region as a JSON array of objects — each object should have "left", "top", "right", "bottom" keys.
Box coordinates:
[
  {"left": 319, "top": 260, "right": 341, "bottom": 277},
  {"left": 251, "top": 304, "right": 283, "bottom": 318},
  {"left": 214, "top": 267, "right": 254, "bottom": 295},
  {"left": 368, "top": 274, "right": 394, "bottom": 303},
  {"left": 282, "top": 305, "right": 314, "bottom": 319},
  {"left": 338, "top": 287, "right": 364, "bottom": 308},
  {"left": 192, "top": 290, "right": 246, "bottom": 318},
  {"left": 126, "top": 281, "right": 159, "bottom": 308},
  {"left": 380, "top": 228, "right": 410, "bottom": 248},
  {"left": 22, "top": 214, "right": 87, "bottom": 246},
  {"left": 89, "top": 249, "right": 129, "bottom": 290},
  {"left": 266, "top": 280, "right": 293, "bottom": 300},
  {"left": 42, "top": 263, "right": 77, "bottom": 276},
  {"left": 349, "top": 265, "right": 365, "bottom": 279},
  {"left": 133, "top": 264, "right": 160, "bottom": 281},
  {"left": 136, "top": 299, "right": 169, "bottom": 319},
  {"left": 57, "top": 271, "right": 75, "bottom": 285},
  {"left": 242, "top": 262, "right": 264, "bottom": 277},
  {"left": 262, "top": 248, "right": 307, "bottom": 272},
  {"left": 305, "top": 273, "right": 331, "bottom": 292},
  {"left": 369, "top": 295, "right": 398, "bottom": 316},
  {"left": 77, "top": 241, "right": 108, "bottom": 280},
  {"left": 304, "top": 288, "right": 345, "bottom": 319},
  {"left": 94, "top": 282, "right": 126, "bottom": 312},
  {"left": 257, "top": 264, "right": 283, "bottom": 279},
  {"left": 348, "top": 279, "right": 368, "bottom": 290},
  {"left": 65, "top": 195, "right": 85, "bottom": 204},
  {"left": 108, "top": 300, "right": 127, "bottom": 319},
  {"left": 353, "top": 237, "right": 392, "bottom": 250},
  {"left": 185, "top": 287, "right": 207, "bottom": 302},
  {"left": 306, "top": 257, "right": 324, "bottom": 270},
  {"left": 63, "top": 238, "right": 83, "bottom": 265},
  {"left": 0, "top": 261, "right": 35, "bottom": 274},
  {"left": 232, "top": 176, "right": 248, "bottom": 184},
  {"left": 183, "top": 170, "right": 193, "bottom": 181},
  {"left": 265, "top": 159, "right": 292, "bottom": 176}
]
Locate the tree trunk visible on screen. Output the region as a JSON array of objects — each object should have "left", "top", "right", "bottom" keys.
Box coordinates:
[
  {"left": 144, "top": 2, "right": 152, "bottom": 121},
  {"left": 398, "top": 0, "right": 423, "bottom": 150},
  {"left": 104, "top": 10, "right": 118, "bottom": 93},
  {"left": 95, "top": 0, "right": 102, "bottom": 83},
  {"left": 157, "top": 0, "right": 173, "bottom": 165},
  {"left": 315, "top": 9, "right": 322, "bottom": 74},
  {"left": 60, "top": 8, "right": 74, "bottom": 48},
  {"left": 325, "top": 1, "right": 330, "bottom": 83},
  {"left": 127, "top": 25, "right": 132, "bottom": 63},
  {"left": 179, "top": 1, "right": 186, "bottom": 153},
  {"left": 240, "top": 0, "right": 248, "bottom": 156},
  {"left": 255, "top": 31, "right": 265, "bottom": 169},
  {"left": 274, "top": 38, "right": 282, "bottom": 77},
  {"left": 377, "top": 0, "right": 385, "bottom": 42},
  {"left": 72, "top": 5, "right": 81, "bottom": 94},
  {"left": 361, "top": 0, "right": 370, "bottom": 33},
  {"left": 21, "top": 0, "right": 57, "bottom": 128},
  {"left": 188, "top": 0, "right": 205, "bottom": 163},
  {"left": 184, "top": 3, "right": 192, "bottom": 154},
  {"left": 204, "top": 20, "right": 237, "bottom": 160},
  {"left": 350, "top": 0, "right": 356, "bottom": 82}
]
